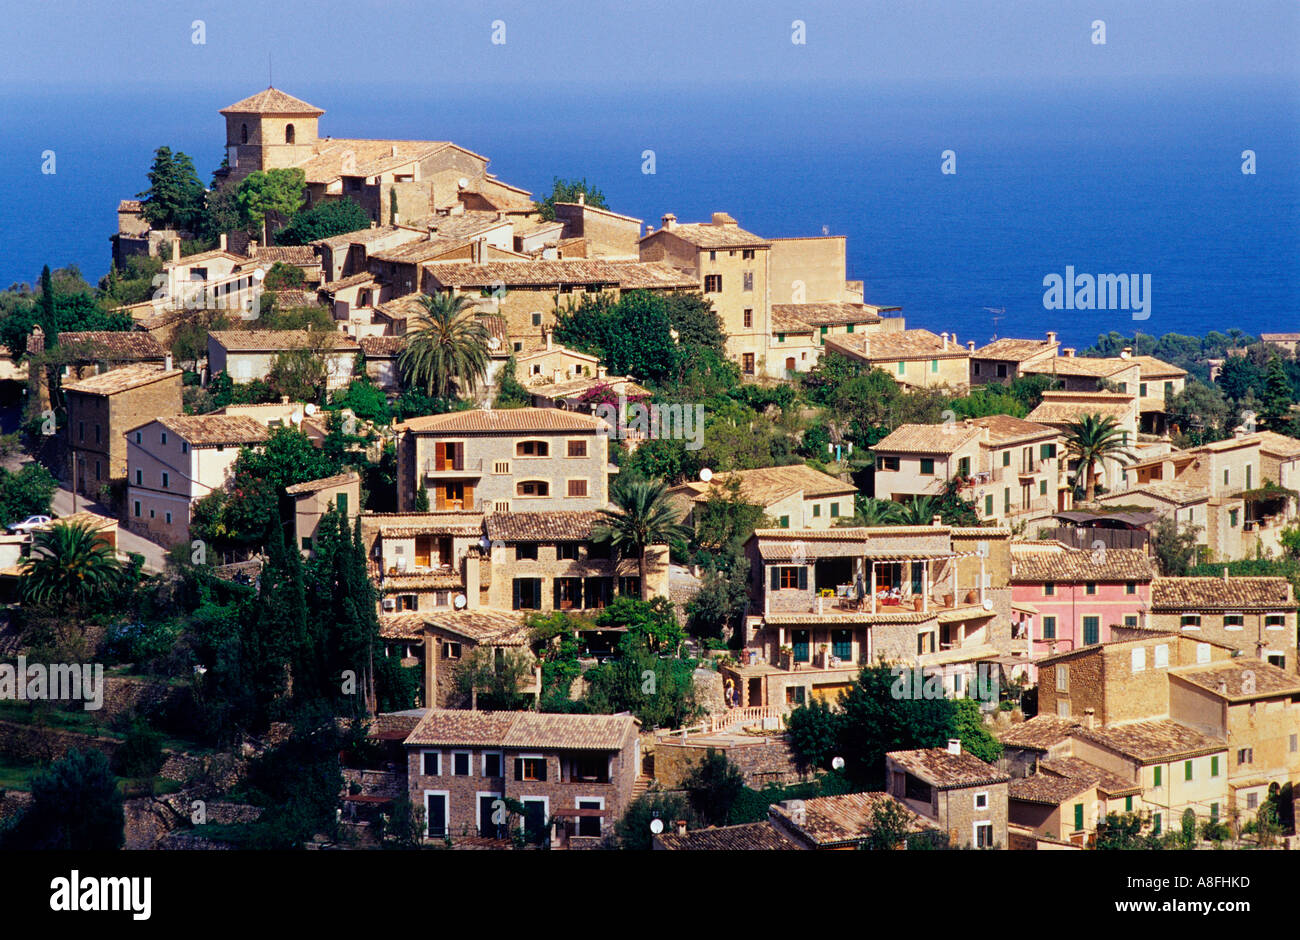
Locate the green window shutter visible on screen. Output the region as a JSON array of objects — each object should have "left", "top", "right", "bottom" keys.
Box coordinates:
[
  {"left": 1073, "top": 803, "right": 1083, "bottom": 832},
  {"left": 846, "top": 323, "right": 854, "bottom": 333},
  {"left": 812, "top": 504, "right": 821, "bottom": 517},
  {"left": 1039, "top": 480, "right": 1047, "bottom": 495},
  {"left": 779, "top": 515, "right": 790, "bottom": 528},
  {"left": 1002, "top": 451, "right": 1010, "bottom": 467},
  {"left": 337, "top": 492, "right": 348, "bottom": 516},
  {"left": 1185, "top": 760, "right": 1193, "bottom": 781},
  {"left": 830, "top": 503, "right": 839, "bottom": 517},
  {"left": 930, "top": 359, "right": 939, "bottom": 373},
  {"left": 797, "top": 567, "right": 808, "bottom": 590},
  {"left": 1153, "top": 813, "right": 1161, "bottom": 835},
  {"left": 1083, "top": 617, "right": 1099, "bottom": 645},
  {"left": 1125, "top": 795, "right": 1133, "bottom": 812},
  {"left": 771, "top": 567, "right": 780, "bottom": 591},
  {"left": 1210, "top": 756, "right": 1219, "bottom": 777},
  {"left": 984, "top": 494, "right": 993, "bottom": 515},
  {"left": 514, "top": 758, "right": 524, "bottom": 781},
  {"left": 1153, "top": 766, "right": 1161, "bottom": 787},
  {"left": 896, "top": 361, "right": 905, "bottom": 375},
  {"left": 1042, "top": 616, "right": 1055, "bottom": 639}
]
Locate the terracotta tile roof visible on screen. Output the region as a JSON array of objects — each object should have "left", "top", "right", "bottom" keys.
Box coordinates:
[
  {"left": 367, "top": 511, "right": 486, "bottom": 538},
  {"left": 370, "top": 237, "right": 475, "bottom": 265},
  {"left": 421, "top": 259, "right": 696, "bottom": 289},
  {"left": 321, "top": 272, "right": 378, "bottom": 292},
  {"left": 770, "top": 310, "right": 814, "bottom": 333},
  {"left": 1150, "top": 576, "right": 1296, "bottom": 610},
  {"left": 118, "top": 199, "right": 143, "bottom": 213},
  {"left": 887, "top": 748, "right": 1010, "bottom": 788},
  {"left": 284, "top": 471, "right": 360, "bottom": 495},
  {"left": 770, "top": 302, "right": 884, "bottom": 327},
  {"left": 295, "top": 139, "right": 456, "bottom": 186},
  {"left": 1170, "top": 658, "right": 1300, "bottom": 701},
  {"left": 1099, "top": 481, "right": 1207, "bottom": 507},
  {"left": 379, "top": 612, "right": 429, "bottom": 640},
  {"left": 405, "top": 708, "right": 637, "bottom": 751},
  {"left": 485, "top": 511, "right": 604, "bottom": 542},
  {"left": 162, "top": 249, "right": 247, "bottom": 268},
  {"left": 655, "top": 822, "right": 802, "bottom": 850},
  {"left": 529, "top": 375, "right": 648, "bottom": 400},
  {"left": 251, "top": 245, "right": 319, "bottom": 265},
  {"left": 396, "top": 407, "right": 605, "bottom": 434},
  {"left": 379, "top": 572, "right": 464, "bottom": 592},
  {"left": 1026, "top": 356, "right": 1137, "bottom": 378},
  {"left": 1009, "top": 546, "right": 1156, "bottom": 582},
  {"left": 421, "top": 609, "right": 531, "bottom": 645},
  {"left": 648, "top": 216, "right": 770, "bottom": 249},
  {"left": 1026, "top": 391, "right": 1135, "bottom": 425},
  {"left": 62, "top": 364, "right": 182, "bottom": 396},
  {"left": 672, "top": 464, "right": 856, "bottom": 508},
  {"left": 151, "top": 414, "right": 270, "bottom": 447},
  {"left": 220, "top": 87, "right": 324, "bottom": 115},
  {"left": 972, "top": 337, "right": 1057, "bottom": 361},
  {"left": 964, "top": 414, "right": 1058, "bottom": 445},
  {"left": 269, "top": 289, "right": 322, "bottom": 309},
  {"left": 768, "top": 792, "right": 935, "bottom": 846},
  {"left": 998, "top": 716, "right": 1084, "bottom": 751},
  {"left": 874, "top": 423, "right": 983, "bottom": 454},
  {"left": 1253, "top": 431, "right": 1300, "bottom": 458},
  {"left": 57, "top": 331, "right": 166, "bottom": 361},
  {"left": 208, "top": 330, "right": 359, "bottom": 352},
  {"left": 1009, "top": 757, "right": 1138, "bottom": 804},
  {"left": 1073, "top": 719, "right": 1226, "bottom": 764},
  {"left": 359, "top": 336, "right": 406, "bottom": 357},
  {"left": 373, "top": 293, "right": 428, "bottom": 321},
  {"left": 1129, "top": 355, "right": 1187, "bottom": 379},
  {"left": 826, "top": 328, "right": 970, "bottom": 362},
  {"left": 313, "top": 225, "right": 410, "bottom": 251}
]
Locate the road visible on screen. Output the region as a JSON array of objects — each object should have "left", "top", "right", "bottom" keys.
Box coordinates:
[{"left": 50, "top": 485, "right": 169, "bottom": 572}]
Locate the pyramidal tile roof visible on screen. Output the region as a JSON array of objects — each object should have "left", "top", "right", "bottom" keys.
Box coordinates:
[{"left": 220, "top": 87, "right": 324, "bottom": 116}]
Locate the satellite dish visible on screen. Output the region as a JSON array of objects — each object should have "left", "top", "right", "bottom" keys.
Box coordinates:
[
  {"left": 454, "top": 594, "right": 467, "bottom": 609},
  {"left": 831, "top": 756, "right": 845, "bottom": 771},
  {"left": 304, "top": 403, "right": 317, "bottom": 415},
  {"left": 983, "top": 598, "right": 994, "bottom": 611},
  {"left": 487, "top": 337, "right": 501, "bottom": 350},
  {"left": 252, "top": 268, "right": 265, "bottom": 281},
  {"left": 648, "top": 819, "right": 664, "bottom": 835},
  {"left": 699, "top": 468, "right": 713, "bottom": 483},
  {"left": 457, "top": 177, "right": 469, "bottom": 189}
]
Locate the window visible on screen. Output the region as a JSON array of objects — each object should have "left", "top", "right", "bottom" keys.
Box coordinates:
[
  {"left": 165, "top": 512, "right": 172, "bottom": 524},
  {"left": 832, "top": 630, "right": 852, "bottom": 661},
  {"left": 516, "top": 440, "right": 549, "bottom": 457},
  {"left": 742, "top": 271, "right": 753, "bottom": 292},
  {"left": 1125, "top": 795, "right": 1133, "bottom": 812},
  {"left": 919, "top": 458, "right": 935, "bottom": 475},
  {"left": 1237, "top": 747, "right": 1253, "bottom": 765},
  {"left": 1056, "top": 700, "right": 1070, "bottom": 717},
  {"left": 1229, "top": 509, "right": 1238, "bottom": 528},
  {"left": 617, "top": 576, "right": 641, "bottom": 597},
  {"left": 997, "top": 364, "right": 1007, "bottom": 378},
  {"left": 878, "top": 456, "right": 899, "bottom": 471},
  {"left": 1223, "top": 468, "right": 1230, "bottom": 486},
  {"left": 1039, "top": 443, "right": 1057, "bottom": 459},
  {"left": 974, "top": 821, "right": 994, "bottom": 848},
  {"left": 1154, "top": 644, "right": 1169, "bottom": 668},
  {"left": 779, "top": 515, "right": 790, "bottom": 528},
  {"left": 515, "top": 543, "right": 539, "bottom": 561},
  {"left": 1153, "top": 766, "right": 1162, "bottom": 787},
  {"left": 1124, "top": 615, "right": 1138, "bottom": 627},
  {"left": 1140, "top": 382, "right": 1148, "bottom": 396},
  {"left": 566, "top": 439, "right": 588, "bottom": 458},
  {"left": 703, "top": 275, "right": 722, "bottom": 293},
  {"left": 1039, "top": 479, "right": 1047, "bottom": 496},
  {"left": 1246, "top": 792, "right": 1258, "bottom": 810},
  {"left": 1082, "top": 616, "right": 1099, "bottom": 646},
  {"left": 1131, "top": 647, "right": 1146, "bottom": 672},
  {"left": 984, "top": 494, "right": 993, "bottom": 516},
  {"left": 1042, "top": 616, "right": 1056, "bottom": 639},
  {"left": 1180, "top": 614, "right": 1201, "bottom": 630},
  {"left": 974, "top": 791, "right": 989, "bottom": 810},
  {"left": 1290, "top": 734, "right": 1297, "bottom": 754},
  {"left": 742, "top": 354, "right": 755, "bottom": 375},
  {"left": 743, "top": 309, "right": 753, "bottom": 329},
  {"left": 512, "top": 577, "right": 543, "bottom": 610},
  {"left": 161, "top": 471, "right": 170, "bottom": 489},
  {"left": 285, "top": 123, "right": 295, "bottom": 143},
  {"left": 773, "top": 566, "right": 808, "bottom": 591},
  {"left": 1002, "top": 451, "right": 1011, "bottom": 467},
  {"left": 708, "top": 251, "right": 716, "bottom": 262},
  {"left": 566, "top": 479, "right": 588, "bottom": 498},
  {"left": 133, "top": 500, "right": 141, "bottom": 518},
  {"left": 830, "top": 502, "right": 840, "bottom": 517},
  {"left": 1073, "top": 803, "right": 1084, "bottom": 833},
  {"left": 517, "top": 480, "right": 549, "bottom": 497},
  {"left": 1043, "top": 582, "right": 1055, "bottom": 596},
  {"left": 515, "top": 757, "right": 547, "bottom": 782},
  {"left": 240, "top": 123, "right": 248, "bottom": 144},
  {"left": 135, "top": 469, "right": 142, "bottom": 485},
  {"left": 531, "top": 313, "right": 542, "bottom": 326},
  {"left": 422, "top": 752, "right": 440, "bottom": 776},
  {"left": 556, "top": 542, "right": 579, "bottom": 560},
  {"left": 957, "top": 457, "right": 971, "bottom": 477},
  {"left": 930, "top": 359, "right": 939, "bottom": 374},
  {"left": 1085, "top": 582, "right": 1096, "bottom": 595},
  {"left": 973, "top": 362, "right": 982, "bottom": 375},
  {"left": 1196, "top": 642, "right": 1211, "bottom": 663},
  {"left": 1224, "top": 614, "right": 1244, "bottom": 630},
  {"left": 1125, "top": 581, "right": 1136, "bottom": 595},
  {"left": 785, "top": 686, "right": 806, "bottom": 706},
  {"left": 1152, "top": 812, "right": 1162, "bottom": 835},
  {"left": 812, "top": 504, "right": 821, "bottom": 518},
  {"left": 1056, "top": 664, "right": 1068, "bottom": 692},
  {"left": 442, "top": 642, "right": 461, "bottom": 659},
  {"left": 160, "top": 431, "right": 168, "bottom": 445},
  {"left": 181, "top": 441, "right": 189, "bottom": 454},
  {"left": 742, "top": 249, "right": 754, "bottom": 260},
  {"left": 134, "top": 431, "right": 142, "bottom": 444},
  {"left": 483, "top": 753, "right": 503, "bottom": 778},
  {"left": 1264, "top": 613, "right": 1285, "bottom": 630},
  {"left": 896, "top": 361, "right": 905, "bottom": 376}
]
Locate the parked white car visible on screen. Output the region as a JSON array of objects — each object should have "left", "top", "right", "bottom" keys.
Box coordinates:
[{"left": 7, "top": 515, "right": 52, "bottom": 533}]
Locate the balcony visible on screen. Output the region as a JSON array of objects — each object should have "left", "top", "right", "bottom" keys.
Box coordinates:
[{"left": 423, "top": 457, "right": 484, "bottom": 477}]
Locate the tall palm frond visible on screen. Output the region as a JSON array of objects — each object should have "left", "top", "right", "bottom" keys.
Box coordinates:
[
  {"left": 1063, "top": 413, "right": 1138, "bottom": 503},
  {"left": 20, "top": 521, "right": 123, "bottom": 613},
  {"left": 592, "top": 476, "right": 691, "bottom": 600},
  {"left": 398, "top": 293, "right": 491, "bottom": 399}
]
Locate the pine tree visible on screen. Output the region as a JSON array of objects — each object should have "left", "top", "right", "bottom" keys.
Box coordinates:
[{"left": 1262, "top": 356, "right": 1295, "bottom": 431}]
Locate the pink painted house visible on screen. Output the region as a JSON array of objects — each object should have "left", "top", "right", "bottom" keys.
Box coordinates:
[{"left": 1009, "top": 544, "right": 1156, "bottom": 662}]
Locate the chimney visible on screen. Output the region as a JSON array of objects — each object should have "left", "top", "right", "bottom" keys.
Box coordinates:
[
  {"left": 171, "top": 239, "right": 180, "bottom": 263},
  {"left": 164, "top": 354, "right": 173, "bottom": 372},
  {"left": 1233, "top": 425, "right": 1245, "bottom": 439},
  {"left": 391, "top": 144, "right": 398, "bottom": 157},
  {"left": 967, "top": 340, "right": 975, "bottom": 351},
  {"left": 675, "top": 819, "right": 687, "bottom": 837},
  {"left": 464, "top": 554, "right": 480, "bottom": 608},
  {"left": 1047, "top": 331, "right": 1058, "bottom": 345},
  {"left": 1120, "top": 346, "right": 1132, "bottom": 359},
  {"left": 545, "top": 330, "right": 552, "bottom": 350},
  {"left": 1063, "top": 347, "right": 1076, "bottom": 358},
  {"left": 249, "top": 239, "right": 259, "bottom": 253},
  {"left": 660, "top": 213, "right": 677, "bottom": 232},
  {"left": 946, "top": 738, "right": 961, "bottom": 756},
  {"left": 1084, "top": 708, "right": 1096, "bottom": 730},
  {"left": 281, "top": 395, "right": 290, "bottom": 404},
  {"left": 219, "top": 233, "right": 227, "bottom": 252},
  {"left": 941, "top": 331, "right": 950, "bottom": 350},
  {"left": 1222, "top": 566, "right": 1230, "bottom": 581},
  {"left": 931, "top": 514, "right": 943, "bottom": 527},
  {"left": 710, "top": 212, "right": 738, "bottom": 227},
  {"left": 862, "top": 336, "right": 870, "bottom": 356},
  {"left": 597, "top": 365, "right": 607, "bottom": 380},
  {"left": 578, "top": 191, "right": 585, "bottom": 206},
  {"left": 645, "top": 224, "right": 654, "bottom": 236}
]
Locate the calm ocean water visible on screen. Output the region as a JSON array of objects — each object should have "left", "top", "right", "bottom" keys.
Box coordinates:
[{"left": 1, "top": 77, "right": 1296, "bottom": 349}]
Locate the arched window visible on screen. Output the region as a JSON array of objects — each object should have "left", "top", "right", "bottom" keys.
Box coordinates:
[
  {"left": 285, "top": 124, "right": 295, "bottom": 144},
  {"left": 240, "top": 123, "right": 248, "bottom": 144}
]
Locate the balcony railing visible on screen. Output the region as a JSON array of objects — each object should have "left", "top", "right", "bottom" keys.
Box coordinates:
[{"left": 423, "top": 457, "right": 484, "bottom": 475}]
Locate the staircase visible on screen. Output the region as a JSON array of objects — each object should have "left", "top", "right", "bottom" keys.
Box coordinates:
[{"left": 631, "top": 774, "right": 652, "bottom": 800}]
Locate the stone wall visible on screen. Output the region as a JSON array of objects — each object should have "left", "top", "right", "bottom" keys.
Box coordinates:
[
  {"left": 0, "top": 719, "right": 120, "bottom": 764},
  {"left": 654, "top": 735, "right": 804, "bottom": 790}
]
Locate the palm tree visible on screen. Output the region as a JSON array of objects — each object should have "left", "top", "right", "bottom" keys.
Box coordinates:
[
  {"left": 1063, "top": 413, "right": 1137, "bottom": 503},
  {"left": 592, "top": 476, "right": 690, "bottom": 601},
  {"left": 398, "top": 293, "right": 491, "bottom": 400},
  {"left": 20, "top": 521, "right": 123, "bottom": 617},
  {"left": 839, "top": 497, "right": 902, "bottom": 527},
  {"left": 896, "top": 495, "right": 942, "bottom": 526}
]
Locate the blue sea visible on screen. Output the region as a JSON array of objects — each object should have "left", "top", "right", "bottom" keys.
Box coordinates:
[{"left": 1, "top": 76, "right": 1296, "bottom": 349}]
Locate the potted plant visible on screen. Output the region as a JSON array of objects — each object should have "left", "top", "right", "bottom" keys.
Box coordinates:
[{"left": 779, "top": 644, "right": 794, "bottom": 670}]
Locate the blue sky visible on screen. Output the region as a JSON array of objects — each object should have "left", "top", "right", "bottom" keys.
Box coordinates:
[{"left": 4, "top": 0, "right": 1296, "bottom": 93}]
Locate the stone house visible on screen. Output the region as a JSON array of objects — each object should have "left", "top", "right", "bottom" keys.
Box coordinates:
[
  {"left": 207, "top": 330, "right": 360, "bottom": 391},
  {"left": 767, "top": 791, "right": 939, "bottom": 849},
  {"left": 668, "top": 463, "right": 858, "bottom": 531},
  {"left": 124, "top": 414, "right": 269, "bottom": 547},
  {"left": 62, "top": 363, "right": 183, "bottom": 499},
  {"left": 358, "top": 336, "right": 405, "bottom": 392},
  {"left": 285, "top": 470, "right": 361, "bottom": 554},
  {"left": 969, "top": 334, "right": 1060, "bottom": 385},
  {"left": 768, "top": 302, "right": 902, "bottom": 376},
  {"left": 1007, "top": 755, "right": 1142, "bottom": 845},
  {"left": 393, "top": 407, "right": 612, "bottom": 513},
  {"left": 885, "top": 740, "right": 1011, "bottom": 848},
  {"left": 824, "top": 328, "right": 971, "bottom": 390},
  {"left": 653, "top": 820, "right": 802, "bottom": 850},
  {"left": 403, "top": 709, "right": 640, "bottom": 844},
  {"left": 1147, "top": 574, "right": 1298, "bottom": 671},
  {"left": 56, "top": 331, "right": 168, "bottom": 381}
]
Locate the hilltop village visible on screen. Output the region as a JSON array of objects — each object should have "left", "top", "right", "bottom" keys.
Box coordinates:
[{"left": 0, "top": 87, "right": 1298, "bottom": 851}]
